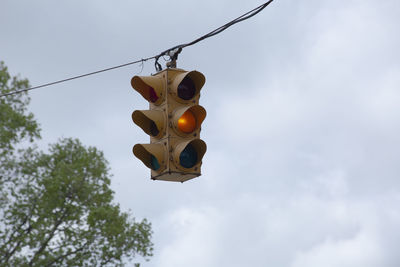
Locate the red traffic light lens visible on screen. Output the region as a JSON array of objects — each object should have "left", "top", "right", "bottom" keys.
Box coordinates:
[
  {"left": 149, "top": 87, "right": 159, "bottom": 103},
  {"left": 178, "top": 110, "right": 197, "bottom": 133},
  {"left": 177, "top": 77, "right": 196, "bottom": 100}
]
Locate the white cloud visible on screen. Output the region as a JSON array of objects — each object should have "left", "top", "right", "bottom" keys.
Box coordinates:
[
  {"left": 290, "top": 194, "right": 400, "bottom": 267},
  {"left": 155, "top": 207, "right": 221, "bottom": 267},
  {"left": 291, "top": 230, "right": 382, "bottom": 267}
]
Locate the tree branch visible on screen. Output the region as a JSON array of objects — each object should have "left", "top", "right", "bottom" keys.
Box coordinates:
[
  {"left": 0, "top": 197, "right": 37, "bottom": 264},
  {"left": 28, "top": 210, "right": 67, "bottom": 266},
  {"left": 44, "top": 241, "right": 90, "bottom": 267}
]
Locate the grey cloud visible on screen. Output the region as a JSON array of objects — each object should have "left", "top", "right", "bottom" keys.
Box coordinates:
[{"left": 1, "top": 0, "right": 400, "bottom": 266}]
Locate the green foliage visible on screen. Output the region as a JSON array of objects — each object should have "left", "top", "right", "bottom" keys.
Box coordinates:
[
  {"left": 0, "top": 61, "right": 40, "bottom": 157},
  {"left": 0, "top": 62, "right": 153, "bottom": 266}
]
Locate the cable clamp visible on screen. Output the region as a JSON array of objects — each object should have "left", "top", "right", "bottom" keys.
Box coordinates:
[{"left": 166, "top": 47, "right": 182, "bottom": 69}]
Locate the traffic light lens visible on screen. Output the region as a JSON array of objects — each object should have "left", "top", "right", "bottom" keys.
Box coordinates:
[
  {"left": 177, "top": 77, "right": 196, "bottom": 100},
  {"left": 179, "top": 144, "right": 198, "bottom": 168},
  {"left": 149, "top": 121, "right": 159, "bottom": 136},
  {"left": 150, "top": 155, "right": 160, "bottom": 170},
  {"left": 178, "top": 110, "right": 197, "bottom": 133},
  {"left": 149, "top": 87, "right": 159, "bottom": 103}
]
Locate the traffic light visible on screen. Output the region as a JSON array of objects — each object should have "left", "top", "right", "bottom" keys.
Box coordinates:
[{"left": 131, "top": 68, "right": 207, "bottom": 182}]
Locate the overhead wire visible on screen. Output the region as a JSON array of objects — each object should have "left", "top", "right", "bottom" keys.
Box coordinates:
[
  {"left": 0, "top": 0, "right": 274, "bottom": 98},
  {"left": 0, "top": 57, "right": 155, "bottom": 97},
  {"left": 153, "top": 0, "right": 274, "bottom": 70}
]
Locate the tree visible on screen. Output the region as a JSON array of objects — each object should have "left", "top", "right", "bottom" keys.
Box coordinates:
[{"left": 0, "top": 61, "right": 153, "bottom": 266}]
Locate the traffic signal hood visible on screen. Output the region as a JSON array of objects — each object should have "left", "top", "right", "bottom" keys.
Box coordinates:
[{"left": 131, "top": 68, "right": 207, "bottom": 182}]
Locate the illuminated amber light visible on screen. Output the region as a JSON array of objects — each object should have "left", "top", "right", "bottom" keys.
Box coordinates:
[{"left": 178, "top": 110, "right": 196, "bottom": 133}]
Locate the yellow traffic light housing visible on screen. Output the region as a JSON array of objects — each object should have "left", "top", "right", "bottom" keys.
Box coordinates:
[
  {"left": 131, "top": 68, "right": 207, "bottom": 182},
  {"left": 133, "top": 143, "right": 167, "bottom": 172},
  {"left": 131, "top": 75, "right": 165, "bottom": 105},
  {"left": 132, "top": 110, "right": 166, "bottom": 138},
  {"left": 169, "top": 70, "right": 205, "bottom": 103}
]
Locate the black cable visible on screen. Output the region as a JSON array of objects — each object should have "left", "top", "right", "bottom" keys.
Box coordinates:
[
  {"left": 1, "top": 0, "right": 274, "bottom": 97},
  {"left": 184, "top": 0, "right": 273, "bottom": 48},
  {"left": 154, "top": 0, "right": 274, "bottom": 70},
  {"left": 0, "top": 57, "right": 155, "bottom": 97}
]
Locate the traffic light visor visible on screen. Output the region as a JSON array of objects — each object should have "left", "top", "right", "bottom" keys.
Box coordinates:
[
  {"left": 131, "top": 75, "right": 164, "bottom": 105},
  {"left": 133, "top": 144, "right": 165, "bottom": 171},
  {"left": 132, "top": 110, "right": 165, "bottom": 138},
  {"left": 174, "top": 139, "right": 207, "bottom": 170},
  {"left": 171, "top": 71, "right": 205, "bottom": 102}
]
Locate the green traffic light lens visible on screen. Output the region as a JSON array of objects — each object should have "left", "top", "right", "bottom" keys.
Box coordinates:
[
  {"left": 150, "top": 155, "right": 160, "bottom": 170},
  {"left": 179, "top": 144, "right": 198, "bottom": 168},
  {"left": 177, "top": 77, "right": 196, "bottom": 100}
]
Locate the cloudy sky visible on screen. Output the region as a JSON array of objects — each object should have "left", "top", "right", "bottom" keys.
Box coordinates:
[{"left": 1, "top": 0, "right": 400, "bottom": 266}]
